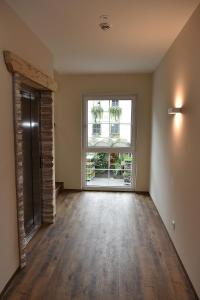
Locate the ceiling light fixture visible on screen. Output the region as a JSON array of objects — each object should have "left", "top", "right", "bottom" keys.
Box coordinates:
[{"left": 99, "top": 15, "right": 111, "bottom": 31}]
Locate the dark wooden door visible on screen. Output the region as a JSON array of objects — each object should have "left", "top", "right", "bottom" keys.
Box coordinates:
[{"left": 21, "top": 88, "right": 41, "bottom": 240}]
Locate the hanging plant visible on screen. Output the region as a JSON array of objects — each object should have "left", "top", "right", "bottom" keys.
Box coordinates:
[
  {"left": 91, "top": 102, "right": 104, "bottom": 123},
  {"left": 109, "top": 106, "right": 122, "bottom": 121}
]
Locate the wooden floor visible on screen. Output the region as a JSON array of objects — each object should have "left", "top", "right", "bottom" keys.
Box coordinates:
[{"left": 2, "top": 191, "right": 197, "bottom": 300}]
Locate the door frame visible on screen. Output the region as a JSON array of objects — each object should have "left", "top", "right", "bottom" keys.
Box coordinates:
[
  {"left": 81, "top": 95, "right": 137, "bottom": 191},
  {"left": 4, "top": 51, "right": 57, "bottom": 268},
  {"left": 12, "top": 73, "right": 56, "bottom": 268}
]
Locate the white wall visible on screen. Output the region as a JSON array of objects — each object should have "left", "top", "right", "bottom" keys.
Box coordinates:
[
  {"left": 150, "top": 4, "right": 200, "bottom": 297},
  {"left": 0, "top": 1, "right": 53, "bottom": 293},
  {"left": 55, "top": 73, "right": 152, "bottom": 191}
]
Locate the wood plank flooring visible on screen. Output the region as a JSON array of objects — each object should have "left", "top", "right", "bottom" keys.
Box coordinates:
[{"left": 2, "top": 191, "right": 197, "bottom": 300}]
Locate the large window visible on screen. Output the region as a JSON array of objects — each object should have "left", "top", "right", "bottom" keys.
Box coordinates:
[{"left": 83, "top": 97, "right": 135, "bottom": 189}]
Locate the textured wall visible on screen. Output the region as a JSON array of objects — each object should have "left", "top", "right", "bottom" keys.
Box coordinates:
[{"left": 40, "top": 91, "right": 56, "bottom": 224}]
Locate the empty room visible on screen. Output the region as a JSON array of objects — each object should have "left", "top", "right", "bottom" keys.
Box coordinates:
[{"left": 0, "top": 0, "right": 200, "bottom": 299}]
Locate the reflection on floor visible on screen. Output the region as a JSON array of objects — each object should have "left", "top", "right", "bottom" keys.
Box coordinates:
[{"left": 86, "top": 177, "right": 131, "bottom": 187}]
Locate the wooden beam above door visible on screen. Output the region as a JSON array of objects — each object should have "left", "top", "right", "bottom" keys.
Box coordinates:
[{"left": 4, "top": 51, "right": 57, "bottom": 92}]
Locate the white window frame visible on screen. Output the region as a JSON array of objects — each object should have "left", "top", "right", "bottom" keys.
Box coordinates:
[{"left": 82, "top": 95, "right": 137, "bottom": 191}]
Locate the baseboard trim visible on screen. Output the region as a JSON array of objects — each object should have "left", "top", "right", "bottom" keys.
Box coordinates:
[
  {"left": 0, "top": 267, "right": 20, "bottom": 299},
  {"left": 64, "top": 189, "right": 150, "bottom": 195},
  {"left": 134, "top": 191, "right": 150, "bottom": 196},
  {"left": 64, "top": 189, "right": 83, "bottom": 192},
  {"left": 150, "top": 194, "right": 199, "bottom": 300}
]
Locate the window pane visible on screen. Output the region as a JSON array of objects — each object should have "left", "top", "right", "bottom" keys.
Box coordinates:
[
  {"left": 116, "top": 124, "right": 131, "bottom": 146},
  {"left": 110, "top": 123, "right": 120, "bottom": 137},
  {"left": 87, "top": 99, "right": 132, "bottom": 148},
  {"left": 88, "top": 100, "right": 109, "bottom": 123},
  {"left": 85, "top": 152, "right": 133, "bottom": 187},
  {"left": 88, "top": 124, "right": 110, "bottom": 146},
  {"left": 92, "top": 123, "right": 101, "bottom": 136},
  {"left": 119, "top": 100, "right": 132, "bottom": 123}
]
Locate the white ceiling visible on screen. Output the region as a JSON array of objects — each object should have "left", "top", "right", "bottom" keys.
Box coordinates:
[{"left": 6, "top": 0, "right": 200, "bottom": 73}]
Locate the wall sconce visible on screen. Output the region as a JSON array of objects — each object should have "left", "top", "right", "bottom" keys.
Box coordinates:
[{"left": 168, "top": 107, "right": 182, "bottom": 115}]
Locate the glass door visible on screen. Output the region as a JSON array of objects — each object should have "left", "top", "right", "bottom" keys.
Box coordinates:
[{"left": 82, "top": 96, "right": 136, "bottom": 190}]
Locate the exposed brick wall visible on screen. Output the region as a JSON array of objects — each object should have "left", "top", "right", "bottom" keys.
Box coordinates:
[
  {"left": 40, "top": 92, "right": 56, "bottom": 223},
  {"left": 13, "top": 74, "right": 55, "bottom": 268},
  {"left": 13, "top": 73, "right": 27, "bottom": 268}
]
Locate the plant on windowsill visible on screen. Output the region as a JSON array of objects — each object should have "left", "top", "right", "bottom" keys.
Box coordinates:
[
  {"left": 91, "top": 101, "right": 104, "bottom": 123},
  {"left": 109, "top": 106, "right": 122, "bottom": 121}
]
